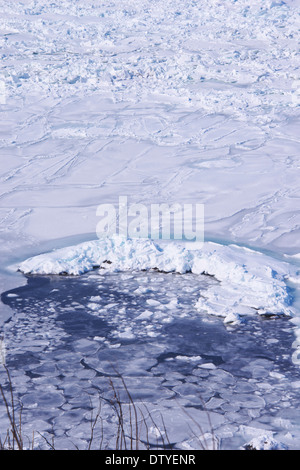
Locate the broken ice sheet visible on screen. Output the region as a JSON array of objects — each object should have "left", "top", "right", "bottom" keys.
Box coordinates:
[
  {"left": 1, "top": 267, "right": 300, "bottom": 449},
  {"left": 1, "top": 0, "right": 300, "bottom": 450}
]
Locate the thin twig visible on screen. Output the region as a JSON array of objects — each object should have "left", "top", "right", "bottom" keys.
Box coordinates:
[
  {"left": 87, "top": 394, "right": 102, "bottom": 451},
  {"left": 0, "top": 365, "right": 23, "bottom": 450}
]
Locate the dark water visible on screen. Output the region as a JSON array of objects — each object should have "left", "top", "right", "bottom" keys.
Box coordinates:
[{"left": 1, "top": 270, "right": 300, "bottom": 449}]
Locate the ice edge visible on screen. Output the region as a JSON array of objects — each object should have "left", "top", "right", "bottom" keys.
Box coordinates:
[{"left": 17, "top": 235, "right": 298, "bottom": 324}]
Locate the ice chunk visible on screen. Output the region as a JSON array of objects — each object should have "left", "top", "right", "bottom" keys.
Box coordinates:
[
  {"left": 224, "top": 312, "right": 243, "bottom": 325},
  {"left": 22, "top": 391, "right": 65, "bottom": 410},
  {"left": 17, "top": 236, "right": 297, "bottom": 323},
  {"left": 199, "top": 363, "right": 217, "bottom": 370},
  {"left": 243, "top": 435, "right": 288, "bottom": 450},
  {"left": 146, "top": 299, "right": 161, "bottom": 307},
  {"left": 90, "top": 296, "right": 101, "bottom": 302},
  {"left": 117, "top": 327, "right": 135, "bottom": 340},
  {"left": 136, "top": 310, "right": 153, "bottom": 320}
]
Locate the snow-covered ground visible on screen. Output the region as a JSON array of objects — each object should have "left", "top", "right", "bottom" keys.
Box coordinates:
[
  {"left": 1, "top": 0, "right": 300, "bottom": 256},
  {"left": 0, "top": 0, "right": 300, "bottom": 450}
]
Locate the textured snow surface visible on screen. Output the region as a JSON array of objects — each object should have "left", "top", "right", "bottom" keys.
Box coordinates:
[
  {"left": 18, "top": 235, "right": 299, "bottom": 322},
  {"left": 0, "top": 0, "right": 299, "bottom": 255},
  {"left": 1, "top": 0, "right": 299, "bottom": 121},
  {"left": 243, "top": 435, "right": 289, "bottom": 450},
  {"left": 1, "top": 0, "right": 300, "bottom": 451}
]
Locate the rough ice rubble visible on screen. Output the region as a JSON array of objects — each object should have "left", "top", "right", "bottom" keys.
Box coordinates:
[
  {"left": 18, "top": 236, "right": 297, "bottom": 323},
  {"left": 1, "top": 0, "right": 298, "bottom": 123},
  {"left": 242, "top": 435, "right": 288, "bottom": 451}
]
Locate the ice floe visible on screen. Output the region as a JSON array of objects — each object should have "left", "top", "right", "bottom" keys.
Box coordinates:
[
  {"left": 243, "top": 435, "right": 289, "bottom": 451},
  {"left": 18, "top": 235, "right": 298, "bottom": 323}
]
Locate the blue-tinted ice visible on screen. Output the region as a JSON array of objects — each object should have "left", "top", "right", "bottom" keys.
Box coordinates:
[{"left": 1, "top": 270, "right": 300, "bottom": 449}]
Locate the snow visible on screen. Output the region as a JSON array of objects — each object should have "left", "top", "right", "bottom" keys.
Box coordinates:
[
  {"left": 0, "top": 0, "right": 300, "bottom": 451},
  {"left": 242, "top": 434, "right": 289, "bottom": 451},
  {"left": 0, "top": 0, "right": 299, "bottom": 260},
  {"left": 18, "top": 235, "right": 298, "bottom": 322}
]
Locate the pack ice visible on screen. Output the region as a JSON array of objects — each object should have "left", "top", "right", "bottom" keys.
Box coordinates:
[{"left": 18, "top": 235, "right": 298, "bottom": 324}]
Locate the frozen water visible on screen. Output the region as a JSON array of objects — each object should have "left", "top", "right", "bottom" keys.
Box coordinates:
[
  {"left": 0, "top": 0, "right": 299, "bottom": 262},
  {"left": 17, "top": 235, "right": 299, "bottom": 323},
  {"left": 242, "top": 434, "right": 289, "bottom": 451},
  {"left": 0, "top": 0, "right": 300, "bottom": 451},
  {"left": 0, "top": 269, "right": 300, "bottom": 449}
]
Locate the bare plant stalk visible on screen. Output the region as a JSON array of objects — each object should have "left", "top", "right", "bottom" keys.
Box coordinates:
[
  {"left": 117, "top": 373, "right": 139, "bottom": 450},
  {"left": 87, "top": 395, "right": 102, "bottom": 450},
  {"left": 138, "top": 406, "right": 150, "bottom": 450},
  {"left": 0, "top": 365, "right": 23, "bottom": 450},
  {"left": 0, "top": 364, "right": 216, "bottom": 451},
  {"left": 142, "top": 402, "right": 168, "bottom": 450},
  {"left": 36, "top": 431, "right": 56, "bottom": 450},
  {"left": 180, "top": 402, "right": 215, "bottom": 450},
  {"left": 109, "top": 378, "right": 127, "bottom": 450}
]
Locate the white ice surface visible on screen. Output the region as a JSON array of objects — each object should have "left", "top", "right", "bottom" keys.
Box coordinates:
[
  {"left": 18, "top": 235, "right": 299, "bottom": 322},
  {"left": 242, "top": 434, "right": 289, "bottom": 451},
  {"left": 0, "top": 0, "right": 300, "bottom": 450},
  {"left": 0, "top": 0, "right": 299, "bottom": 261}
]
